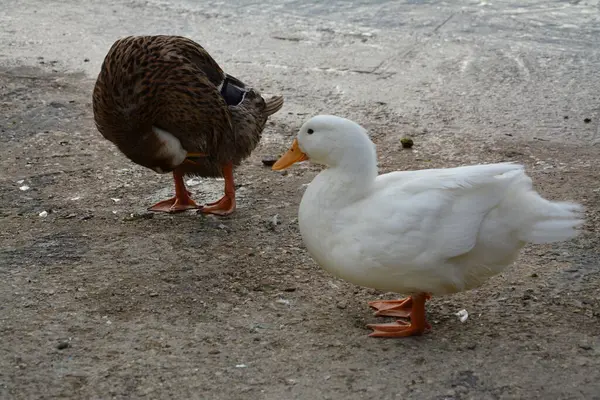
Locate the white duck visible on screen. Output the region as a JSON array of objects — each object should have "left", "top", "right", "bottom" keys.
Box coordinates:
[{"left": 272, "top": 115, "right": 584, "bottom": 338}]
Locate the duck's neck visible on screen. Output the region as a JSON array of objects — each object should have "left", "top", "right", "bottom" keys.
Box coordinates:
[{"left": 312, "top": 152, "right": 379, "bottom": 206}]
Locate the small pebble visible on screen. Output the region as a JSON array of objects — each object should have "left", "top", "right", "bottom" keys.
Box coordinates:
[
  {"left": 19, "top": 185, "right": 30, "bottom": 191},
  {"left": 261, "top": 156, "right": 279, "bottom": 166},
  {"left": 455, "top": 309, "right": 469, "bottom": 323},
  {"left": 38, "top": 211, "right": 48, "bottom": 218},
  {"left": 57, "top": 341, "right": 70, "bottom": 350},
  {"left": 400, "top": 137, "right": 414, "bottom": 149},
  {"left": 276, "top": 298, "right": 290, "bottom": 306},
  {"left": 123, "top": 212, "right": 154, "bottom": 221},
  {"left": 186, "top": 178, "right": 202, "bottom": 186},
  {"left": 584, "top": 118, "right": 591, "bottom": 123},
  {"left": 268, "top": 214, "right": 281, "bottom": 230},
  {"left": 336, "top": 301, "right": 347, "bottom": 310}
]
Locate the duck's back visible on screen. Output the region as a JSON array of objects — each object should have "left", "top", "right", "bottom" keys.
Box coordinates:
[{"left": 92, "top": 35, "right": 235, "bottom": 173}]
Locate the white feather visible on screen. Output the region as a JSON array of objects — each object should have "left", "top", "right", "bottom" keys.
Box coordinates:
[
  {"left": 295, "top": 116, "right": 584, "bottom": 296},
  {"left": 151, "top": 126, "right": 187, "bottom": 173}
]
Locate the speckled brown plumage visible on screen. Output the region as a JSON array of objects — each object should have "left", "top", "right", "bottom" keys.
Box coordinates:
[{"left": 92, "top": 35, "right": 284, "bottom": 215}]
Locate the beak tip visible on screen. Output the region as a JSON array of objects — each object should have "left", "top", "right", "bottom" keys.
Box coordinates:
[{"left": 271, "top": 138, "right": 307, "bottom": 172}]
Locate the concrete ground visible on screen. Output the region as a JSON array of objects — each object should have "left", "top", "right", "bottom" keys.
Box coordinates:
[{"left": 1, "top": 1, "right": 599, "bottom": 399}]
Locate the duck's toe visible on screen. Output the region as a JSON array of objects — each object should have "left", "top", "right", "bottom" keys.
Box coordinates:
[
  {"left": 367, "top": 321, "right": 428, "bottom": 338},
  {"left": 148, "top": 196, "right": 200, "bottom": 213}
]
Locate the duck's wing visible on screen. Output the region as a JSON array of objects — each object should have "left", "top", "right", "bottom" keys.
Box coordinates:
[
  {"left": 140, "top": 36, "right": 235, "bottom": 155},
  {"left": 347, "top": 163, "right": 525, "bottom": 266},
  {"left": 150, "top": 71, "right": 234, "bottom": 157},
  {"left": 374, "top": 163, "right": 523, "bottom": 192},
  {"left": 163, "top": 36, "right": 247, "bottom": 106},
  {"left": 157, "top": 35, "right": 228, "bottom": 87}
]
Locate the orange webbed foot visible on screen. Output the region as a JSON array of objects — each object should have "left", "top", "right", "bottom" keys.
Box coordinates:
[
  {"left": 148, "top": 170, "right": 200, "bottom": 213},
  {"left": 201, "top": 163, "right": 236, "bottom": 216},
  {"left": 368, "top": 297, "right": 413, "bottom": 318},
  {"left": 148, "top": 196, "right": 200, "bottom": 213},
  {"left": 367, "top": 320, "right": 428, "bottom": 338},
  {"left": 366, "top": 293, "right": 432, "bottom": 338},
  {"left": 368, "top": 294, "right": 432, "bottom": 318},
  {"left": 201, "top": 194, "right": 236, "bottom": 216}
]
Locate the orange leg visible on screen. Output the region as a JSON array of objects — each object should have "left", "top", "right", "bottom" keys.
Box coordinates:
[
  {"left": 367, "top": 293, "right": 432, "bottom": 338},
  {"left": 201, "top": 163, "right": 236, "bottom": 216},
  {"left": 148, "top": 169, "right": 200, "bottom": 213},
  {"left": 368, "top": 293, "right": 432, "bottom": 318}
]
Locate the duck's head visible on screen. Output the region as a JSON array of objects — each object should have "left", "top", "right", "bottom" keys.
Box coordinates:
[{"left": 272, "top": 115, "right": 376, "bottom": 170}]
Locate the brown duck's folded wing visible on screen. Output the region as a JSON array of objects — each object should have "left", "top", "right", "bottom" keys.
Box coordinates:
[
  {"left": 161, "top": 36, "right": 248, "bottom": 91},
  {"left": 157, "top": 35, "right": 228, "bottom": 88},
  {"left": 152, "top": 69, "right": 234, "bottom": 161}
]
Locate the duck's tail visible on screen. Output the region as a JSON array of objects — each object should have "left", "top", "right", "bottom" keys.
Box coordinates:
[
  {"left": 501, "top": 173, "right": 585, "bottom": 244},
  {"left": 264, "top": 95, "right": 284, "bottom": 116}
]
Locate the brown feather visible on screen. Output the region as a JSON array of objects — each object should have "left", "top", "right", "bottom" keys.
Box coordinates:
[{"left": 92, "top": 35, "right": 284, "bottom": 178}]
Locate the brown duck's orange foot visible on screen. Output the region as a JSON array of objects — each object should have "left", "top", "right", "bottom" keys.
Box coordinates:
[
  {"left": 367, "top": 320, "right": 429, "bottom": 338},
  {"left": 201, "top": 162, "right": 236, "bottom": 216},
  {"left": 201, "top": 194, "right": 236, "bottom": 216},
  {"left": 148, "top": 169, "right": 201, "bottom": 213},
  {"left": 148, "top": 196, "right": 201, "bottom": 213}
]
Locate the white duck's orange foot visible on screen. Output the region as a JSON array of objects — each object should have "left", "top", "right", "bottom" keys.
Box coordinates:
[
  {"left": 366, "top": 292, "right": 432, "bottom": 338},
  {"left": 368, "top": 294, "right": 432, "bottom": 319},
  {"left": 368, "top": 297, "right": 413, "bottom": 318},
  {"left": 367, "top": 320, "right": 429, "bottom": 338}
]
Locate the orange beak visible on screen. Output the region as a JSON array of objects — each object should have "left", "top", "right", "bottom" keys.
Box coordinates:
[{"left": 272, "top": 139, "right": 308, "bottom": 171}]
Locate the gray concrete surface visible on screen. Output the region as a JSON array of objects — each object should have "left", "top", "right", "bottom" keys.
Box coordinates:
[{"left": 1, "top": 1, "right": 599, "bottom": 399}]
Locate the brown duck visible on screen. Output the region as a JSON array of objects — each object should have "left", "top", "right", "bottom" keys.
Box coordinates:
[{"left": 92, "top": 35, "right": 284, "bottom": 215}]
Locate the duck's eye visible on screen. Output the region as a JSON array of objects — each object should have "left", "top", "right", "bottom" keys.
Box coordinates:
[{"left": 307, "top": 129, "right": 314, "bottom": 135}]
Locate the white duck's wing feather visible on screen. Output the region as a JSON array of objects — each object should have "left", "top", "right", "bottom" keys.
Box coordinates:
[
  {"left": 374, "top": 162, "right": 523, "bottom": 192},
  {"left": 339, "top": 163, "right": 525, "bottom": 268}
]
